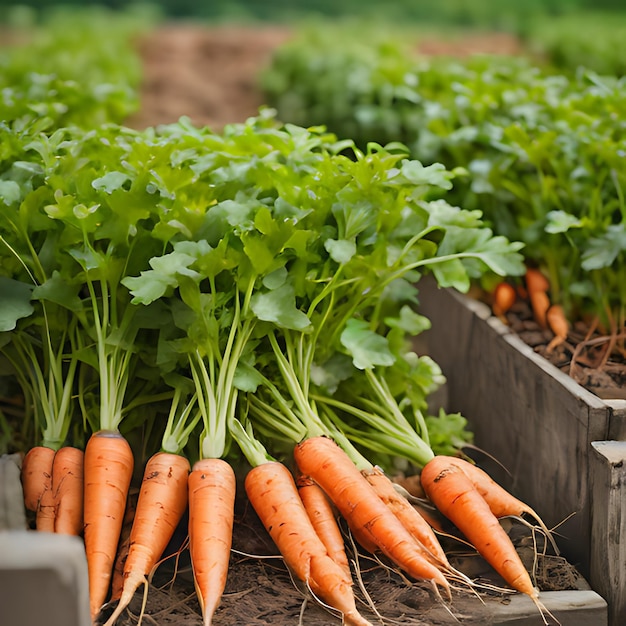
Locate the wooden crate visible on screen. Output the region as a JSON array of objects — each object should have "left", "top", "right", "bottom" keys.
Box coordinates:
[{"left": 416, "top": 277, "right": 625, "bottom": 624}]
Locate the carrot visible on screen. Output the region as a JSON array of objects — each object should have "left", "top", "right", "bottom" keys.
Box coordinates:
[
  {"left": 20, "top": 445, "right": 55, "bottom": 525},
  {"left": 297, "top": 472, "right": 351, "bottom": 577},
  {"left": 35, "top": 467, "right": 57, "bottom": 532},
  {"left": 346, "top": 518, "right": 379, "bottom": 555},
  {"left": 436, "top": 456, "right": 558, "bottom": 553},
  {"left": 188, "top": 458, "right": 236, "bottom": 626},
  {"left": 103, "top": 451, "right": 190, "bottom": 626},
  {"left": 546, "top": 304, "right": 569, "bottom": 352},
  {"left": 364, "top": 466, "right": 450, "bottom": 569},
  {"left": 420, "top": 456, "right": 538, "bottom": 600},
  {"left": 110, "top": 487, "right": 140, "bottom": 605},
  {"left": 294, "top": 436, "right": 450, "bottom": 594},
  {"left": 245, "top": 460, "right": 372, "bottom": 626},
  {"left": 492, "top": 281, "right": 517, "bottom": 319},
  {"left": 525, "top": 267, "right": 551, "bottom": 328},
  {"left": 83, "top": 430, "right": 135, "bottom": 620},
  {"left": 52, "top": 446, "right": 84, "bottom": 536},
  {"left": 391, "top": 474, "right": 447, "bottom": 532}
]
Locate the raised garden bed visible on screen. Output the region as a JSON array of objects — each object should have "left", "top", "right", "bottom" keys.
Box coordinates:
[
  {"left": 416, "top": 277, "right": 626, "bottom": 625},
  {"left": 0, "top": 451, "right": 608, "bottom": 626}
]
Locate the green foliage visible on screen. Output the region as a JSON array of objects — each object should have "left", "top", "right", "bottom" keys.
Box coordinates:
[
  {"left": 263, "top": 32, "right": 626, "bottom": 328},
  {"left": 0, "top": 6, "right": 153, "bottom": 129},
  {"left": 524, "top": 12, "right": 626, "bottom": 76}
]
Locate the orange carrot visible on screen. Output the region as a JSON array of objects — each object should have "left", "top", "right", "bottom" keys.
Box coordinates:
[
  {"left": 188, "top": 458, "right": 236, "bottom": 626},
  {"left": 36, "top": 468, "right": 57, "bottom": 532},
  {"left": 294, "top": 436, "right": 450, "bottom": 594},
  {"left": 110, "top": 487, "right": 140, "bottom": 605},
  {"left": 391, "top": 474, "right": 447, "bottom": 532},
  {"left": 52, "top": 446, "right": 84, "bottom": 536},
  {"left": 103, "top": 452, "right": 190, "bottom": 626},
  {"left": 246, "top": 461, "right": 372, "bottom": 626},
  {"left": 492, "top": 282, "right": 517, "bottom": 319},
  {"left": 546, "top": 304, "right": 569, "bottom": 352},
  {"left": 346, "top": 518, "right": 379, "bottom": 555},
  {"left": 364, "top": 466, "right": 450, "bottom": 569},
  {"left": 21, "top": 445, "right": 55, "bottom": 522},
  {"left": 420, "top": 456, "right": 538, "bottom": 600},
  {"left": 83, "top": 430, "right": 135, "bottom": 620},
  {"left": 525, "top": 267, "right": 551, "bottom": 328},
  {"left": 297, "top": 472, "right": 351, "bottom": 577},
  {"left": 435, "top": 456, "right": 558, "bottom": 553}
]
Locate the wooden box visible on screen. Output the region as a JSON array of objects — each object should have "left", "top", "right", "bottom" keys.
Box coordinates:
[{"left": 416, "top": 277, "right": 626, "bottom": 625}]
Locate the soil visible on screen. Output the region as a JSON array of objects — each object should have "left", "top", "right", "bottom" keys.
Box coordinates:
[
  {"left": 487, "top": 294, "right": 626, "bottom": 401},
  {"left": 101, "top": 487, "right": 581, "bottom": 626},
  {"left": 124, "top": 24, "right": 293, "bottom": 132}
]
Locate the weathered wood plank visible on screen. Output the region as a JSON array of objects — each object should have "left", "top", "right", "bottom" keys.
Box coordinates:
[
  {"left": 589, "top": 441, "right": 626, "bottom": 626},
  {"left": 606, "top": 400, "right": 626, "bottom": 440},
  {"left": 0, "top": 453, "right": 27, "bottom": 531},
  {"left": 0, "top": 531, "right": 91, "bottom": 626},
  {"left": 416, "top": 277, "right": 612, "bottom": 578}
]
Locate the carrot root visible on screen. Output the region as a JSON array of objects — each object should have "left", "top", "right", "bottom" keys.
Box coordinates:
[
  {"left": 421, "top": 456, "right": 538, "bottom": 600},
  {"left": 437, "top": 456, "right": 559, "bottom": 554},
  {"left": 492, "top": 282, "right": 517, "bottom": 319},
  {"left": 297, "top": 472, "right": 351, "bottom": 577},
  {"left": 364, "top": 466, "right": 450, "bottom": 569},
  {"left": 103, "top": 451, "right": 190, "bottom": 626},
  {"left": 246, "top": 461, "right": 372, "bottom": 626},
  {"left": 188, "top": 458, "right": 236, "bottom": 626},
  {"left": 21, "top": 445, "right": 56, "bottom": 526},
  {"left": 52, "top": 446, "right": 84, "bottom": 536},
  {"left": 84, "top": 430, "right": 135, "bottom": 621},
  {"left": 294, "top": 436, "right": 450, "bottom": 596}
]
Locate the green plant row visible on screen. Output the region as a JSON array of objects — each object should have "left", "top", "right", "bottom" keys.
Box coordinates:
[
  {"left": 523, "top": 11, "right": 626, "bottom": 77},
  {"left": 0, "top": 0, "right": 591, "bottom": 29},
  {"left": 261, "top": 29, "right": 626, "bottom": 329},
  {"left": 0, "top": 6, "right": 155, "bottom": 131}
]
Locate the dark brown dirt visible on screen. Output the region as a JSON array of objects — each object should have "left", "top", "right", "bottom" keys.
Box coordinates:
[
  {"left": 102, "top": 489, "right": 580, "bottom": 626},
  {"left": 125, "top": 24, "right": 293, "bottom": 132},
  {"left": 489, "top": 295, "right": 626, "bottom": 400}
]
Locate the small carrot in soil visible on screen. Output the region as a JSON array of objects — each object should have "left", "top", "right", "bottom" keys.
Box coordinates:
[
  {"left": 364, "top": 466, "right": 450, "bottom": 569},
  {"left": 20, "top": 445, "right": 56, "bottom": 527},
  {"left": 294, "top": 436, "right": 450, "bottom": 594},
  {"left": 52, "top": 446, "right": 84, "bottom": 536},
  {"left": 188, "top": 458, "right": 236, "bottom": 626},
  {"left": 297, "top": 472, "right": 351, "bottom": 577},
  {"left": 83, "top": 430, "right": 135, "bottom": 620},
  {"left": 525, "top": 267, "right": 551, "bottom": 329},
  {"left": 246, "top": 460, "right": 372, "bottom": 626},
  {"left": 546, "top": 304, "right": 569, "bottom": 352},
  {"left": 492, "top": 281, "right": 517, "bottom": 319},
  {"left": 103, "top": 451, "right": 190, "bottom": 626},
  {"left": 420, "top": 456, "right": 538, "bottom": 600}
]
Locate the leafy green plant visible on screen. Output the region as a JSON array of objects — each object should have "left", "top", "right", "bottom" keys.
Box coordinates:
[
  {"left": 263, "top": 34, "right": 626, "bottom": 329},
  {"left": 0, "top": 6, "right": 152, "bottom": 130}
]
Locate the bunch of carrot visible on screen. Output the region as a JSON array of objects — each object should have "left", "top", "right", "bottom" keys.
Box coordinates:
[
  {"left": 492, "top": 267, "right": 570, "bottom": 351},
  {"left": 2, "top": 113, "right": 554, "bottom": 625}
]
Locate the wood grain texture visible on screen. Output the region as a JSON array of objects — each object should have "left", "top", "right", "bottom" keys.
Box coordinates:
[
  {"left": 416, "top": 276, "right": 613, "bottom": 578},
  {"left": 590, "top": 441, "right": 626, "bottom": 626}
]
